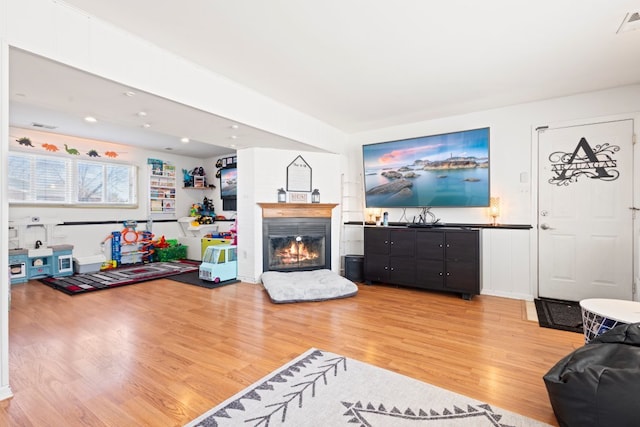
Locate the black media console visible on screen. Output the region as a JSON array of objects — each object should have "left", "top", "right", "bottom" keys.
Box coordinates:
[{"left": 363, "top": 225, "right": 480, "bottom": 300}]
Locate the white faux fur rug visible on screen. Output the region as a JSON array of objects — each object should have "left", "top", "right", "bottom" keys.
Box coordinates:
[{"left": 186, "top": 348, "right": 551, "bottom": 427}]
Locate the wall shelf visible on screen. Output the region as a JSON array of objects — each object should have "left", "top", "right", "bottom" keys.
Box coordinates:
[{"left": 149, "top": 161, "right": 176, "bottom": 215}]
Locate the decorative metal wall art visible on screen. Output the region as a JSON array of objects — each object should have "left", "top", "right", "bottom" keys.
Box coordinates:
[{"left": 548, "top": 137, "right": 620, "bottom": 186}]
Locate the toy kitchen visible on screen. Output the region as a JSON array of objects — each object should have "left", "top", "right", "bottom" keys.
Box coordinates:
[{"left": 8, "top": 217, "right": 74, "bottom": 284}]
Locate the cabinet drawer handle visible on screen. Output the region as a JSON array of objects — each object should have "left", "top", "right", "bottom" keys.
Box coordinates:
[
  {"left": 439, "top": 272, "right": 443, "bottom": 276},
  {"left": 446, "top": 272, "right": 451, "bottom": 276},
  {"left": 446, "top": 244, "right": 450, "bottom": 248},
  {"left": 384, "top": 240, "right": 389, "bottom": 244},
  {"left": 384, "top": 266, "right": 388, "bottom": 270},
  {"left": 439, "top": 244, "right": 443, "bottom": 248}
]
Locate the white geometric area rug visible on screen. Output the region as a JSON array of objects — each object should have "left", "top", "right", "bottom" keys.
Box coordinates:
[{"left": 186, "top": 348, "right": 551, "bottom": 427}]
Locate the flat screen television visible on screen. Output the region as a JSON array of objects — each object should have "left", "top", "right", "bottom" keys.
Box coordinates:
[
  {"left": 219, "top": 167, "right": 237, "bottom": 199},
  {"left": 362, "top": 127, "right": 490, "bottom": 208}
]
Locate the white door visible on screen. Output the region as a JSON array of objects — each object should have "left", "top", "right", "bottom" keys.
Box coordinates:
[{"left": 538, "top": 119, "right": 634, "bottom": 301}]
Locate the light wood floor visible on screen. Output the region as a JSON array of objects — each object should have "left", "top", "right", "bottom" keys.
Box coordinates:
[{"left": 1, "top": 278, "right": 583, "bottom": 426}]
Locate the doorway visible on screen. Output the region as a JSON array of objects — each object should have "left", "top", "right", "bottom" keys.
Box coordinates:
[{"left": 537, "top": 118, "right": 634, "bottom": 301}]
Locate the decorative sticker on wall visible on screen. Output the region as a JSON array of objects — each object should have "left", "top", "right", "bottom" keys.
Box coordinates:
[
  {"left": 548, "top": 137, "right": 620, "bottom": 186},
  {"left": 11, "top": 132, "right": 126, "bottom": 159}
]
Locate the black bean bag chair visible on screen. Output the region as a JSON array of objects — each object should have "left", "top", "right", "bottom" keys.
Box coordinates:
[{"left": 543, "top": 323, "right": 640, "bottom": 427}]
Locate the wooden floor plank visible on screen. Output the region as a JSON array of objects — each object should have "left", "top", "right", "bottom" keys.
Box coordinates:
[{"left": 3, "top": 278, "right": 583, "bottom": 426}]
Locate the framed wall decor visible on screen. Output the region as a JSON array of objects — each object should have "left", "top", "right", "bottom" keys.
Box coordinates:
[
  {"left": 286, "top": 155, "right": 312, "bottom": 192},
  {"left": 289, "top": 192, "right": 308, "bottom": 203}
]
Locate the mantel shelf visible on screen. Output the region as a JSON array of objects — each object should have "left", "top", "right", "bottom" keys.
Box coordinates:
[{"left": 258, "top": 203, "right": 338, "bottom": 218}]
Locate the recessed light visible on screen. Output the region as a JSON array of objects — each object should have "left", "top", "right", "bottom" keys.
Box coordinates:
[
  {"left": 142, "top": 123, "right": 151, "bottom": 129},
  {"left": 181, "top": 137, "right": 190, "bottom": 144},
  {"left": 230, "top": 135, "right": 238, "bottom": 139},
  {"left": 137, "top": 111, "right": 147, "bottom": 117},
  {"left": 230, "top": 124, "right": 239, "bottom": 129},
  {"left": 84, "top": 116, "right": 97, "bottom": 123},
  {"left": 124, "top": 91, "right": 136, "bottom": 97}
]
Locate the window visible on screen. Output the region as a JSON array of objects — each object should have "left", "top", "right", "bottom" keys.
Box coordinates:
[{"left": 8, "top": 152, "right": 137, "bottom": 207}]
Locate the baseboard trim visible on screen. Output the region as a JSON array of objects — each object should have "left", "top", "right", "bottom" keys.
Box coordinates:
[
  {"left": 0, "top": 385, "right": 14, "bottom": 401},
  {"left": 481, "top": 289, "right": 534, "bottom": 301}
]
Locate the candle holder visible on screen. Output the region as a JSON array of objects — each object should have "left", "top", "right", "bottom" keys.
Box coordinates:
[
  {"left": 277, "top": 188, "right": 286, "bottom": 203},
  {"left": 489, "top": 197, "right": 501, "bottom": 226},
  {"left": 311, "top": 189, "right": 320, "bottom": 203}
]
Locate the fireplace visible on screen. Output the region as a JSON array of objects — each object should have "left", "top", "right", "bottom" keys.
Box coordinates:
[
  {"left": 258, "top": 203, "right": 337, "bottom": 273},
  {"left": 263, "top": 218, "right": 330, "bottom": 272}
]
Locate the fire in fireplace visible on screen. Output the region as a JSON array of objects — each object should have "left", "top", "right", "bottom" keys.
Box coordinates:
[
  {"left": 263, "top": 218, "right": 331, "bottom": 272},
  {"left": 269, "top": 235, "right": 324, "bottom": 270}
]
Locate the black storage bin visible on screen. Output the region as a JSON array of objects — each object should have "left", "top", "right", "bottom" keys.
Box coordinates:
[{"left": 344, "top": 255, "right": 364, "bottom": 282}]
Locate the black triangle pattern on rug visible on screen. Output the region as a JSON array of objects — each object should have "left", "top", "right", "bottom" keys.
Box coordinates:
[
  {"left": 342, "top": 400, "right": 514, "bottom": 426},
  {"left": 534, "top": 298, "right": 583, "bottom": 334}
]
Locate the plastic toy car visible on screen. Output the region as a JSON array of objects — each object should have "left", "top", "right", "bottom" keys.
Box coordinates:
[{"left": 199, "top": 244, "right": 237, "bottom": 283}]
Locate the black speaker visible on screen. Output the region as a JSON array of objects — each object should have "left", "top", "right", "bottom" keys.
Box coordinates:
[{"left": 344, "top": 255, "right": 364, "bottom": 282}]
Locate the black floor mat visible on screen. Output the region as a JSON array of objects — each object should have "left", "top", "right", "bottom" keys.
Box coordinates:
[
  {"left": 534, "top": 298, "right": 583, "bottom": 334},
  {"left": 165, "top": 270, "right": 239, "bottom": 289}
]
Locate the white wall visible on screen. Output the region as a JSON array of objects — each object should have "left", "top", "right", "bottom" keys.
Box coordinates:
[
  {"left": 346, "top": 85, "right": 640, "bottom": 300},
  {"left": 237, "top": 147, "right": 342, "bottom": 283}
]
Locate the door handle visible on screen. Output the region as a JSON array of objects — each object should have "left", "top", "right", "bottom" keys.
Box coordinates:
[{"left": 540, "top": 223, "right": 553, "bottom": 230}]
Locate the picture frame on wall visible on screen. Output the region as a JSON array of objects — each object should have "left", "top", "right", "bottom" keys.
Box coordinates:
[{"left": 286, "top": 155, "right": 312, "bottom": 192}]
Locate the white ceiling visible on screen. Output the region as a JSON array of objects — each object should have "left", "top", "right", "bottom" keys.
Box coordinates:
[
  {"left": 9, "top": 1, "right": 640, "bottom": 157},
  {"left": 9, "top": 50, "right": 321, "bottom": 158}
]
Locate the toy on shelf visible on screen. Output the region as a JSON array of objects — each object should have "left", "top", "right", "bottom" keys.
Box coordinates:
[
  {"left": 186, "top": 197, "right": 216, "bottom": 226},
  {"left": 182, "top": 166, "right": 207, "bottom": 187},
  {"left": 201, "top": 197, "right": 215, "bottom": 216},
  {"left": 230, "top": 218, "right": 238, "bottom": 245},
  {"left": 182, "top": 169, "right": 193, "bottom": 187}
]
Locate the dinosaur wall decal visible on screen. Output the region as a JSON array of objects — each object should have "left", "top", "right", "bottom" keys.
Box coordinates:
[{"left": 64, "top": 144, "right": 80, "bottom": 155}]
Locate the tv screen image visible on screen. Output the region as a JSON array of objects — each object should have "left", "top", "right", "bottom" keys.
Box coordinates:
[
  {"left": 219, "top": 167, "right": 237, "bottom": 199},
  {"left": 363, "top": 127, "right": 490, "bottom": 208}
]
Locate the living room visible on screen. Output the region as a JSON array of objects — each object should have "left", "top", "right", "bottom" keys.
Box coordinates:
[{"left": 2, "top": 1, "right": 640, "bottom": 425}]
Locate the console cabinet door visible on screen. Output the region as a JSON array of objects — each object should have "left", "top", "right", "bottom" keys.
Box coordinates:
[
  {"left": 388, "top": 229, "right": 415, "bottom": 257},
  {"left": 389, "top": 256, "right": 416, "bottom": 285},
  {"left": 364, "top": 228, "right": 390, "bottom": 281},
  {"left": 365, "top": 253, "right": 390, "bottom": 282},
  {"left": 365, "top": 228, "right": 390, "bottom": 255},
  {"left": 415, "top": 231, "right": 445, "bottom": 290},
  {"left": 443, "top": 231, "right": 479, "bottom": 295},
  {"left": 415, "top": 259, "right": 445, "bottom": 290}
]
